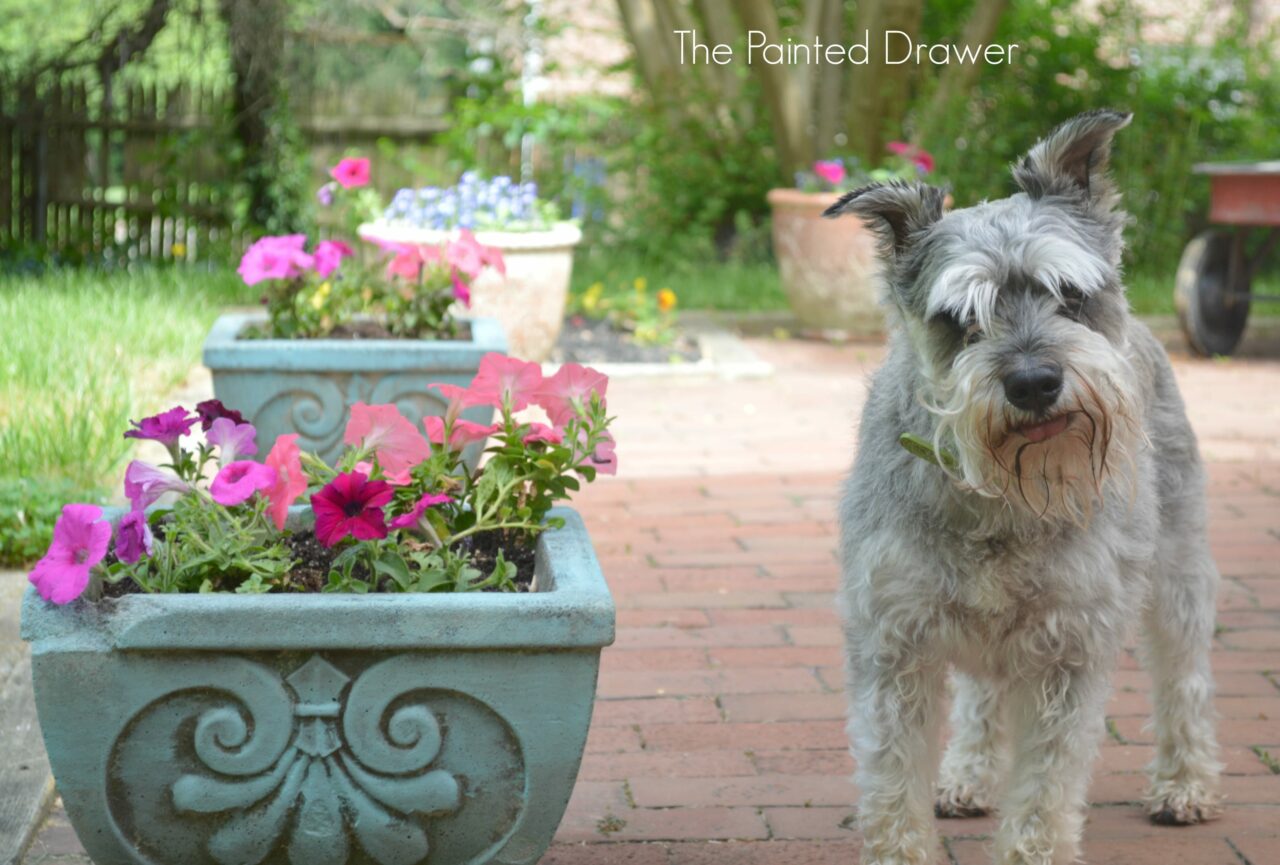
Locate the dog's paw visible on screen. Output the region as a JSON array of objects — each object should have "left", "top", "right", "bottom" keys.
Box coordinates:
[
  {"left": 1146, "top": 780, "right": 1222, "bottom": 826},
  {"left": 934, "top": 783, "right": 992, "bottom": 819}
]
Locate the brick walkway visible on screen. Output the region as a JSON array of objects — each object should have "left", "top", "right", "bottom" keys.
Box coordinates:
[{"left": 21, "top": 334, "right": 1280, "bottom": 864}]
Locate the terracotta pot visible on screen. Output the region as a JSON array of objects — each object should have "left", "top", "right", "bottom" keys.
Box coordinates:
[
  {"left": 767, "top": 188, "right": 884, "bottom": 336},
  {"left": 359, "top": 222, "right": 583, "bottom": 362}
]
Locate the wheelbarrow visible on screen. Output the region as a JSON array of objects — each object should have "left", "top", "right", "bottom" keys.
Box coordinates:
[{"left": 1175, "top": 161, "right": 1280, "bottom": 356}]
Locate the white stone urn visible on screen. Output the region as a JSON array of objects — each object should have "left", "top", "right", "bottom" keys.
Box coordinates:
[{"left": 359, "top": 221, "right": 583, "bottom": 361}]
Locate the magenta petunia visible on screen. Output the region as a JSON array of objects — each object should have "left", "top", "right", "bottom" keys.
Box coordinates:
[
  {"left": 207, "top": 417, "right": 258, "bottom": 465},
  {"left": 124, "top": 406, "right": 197, "bottom": 450},
  {"left": 29, "top": 504, "right": 111, "bottom": 604},
  {"left": 237, "top": 234, "right": 315, "bottom": 286},
  {"left": 450, "top": 268, "right": 471, "bottom": 306},
  {"left": 115, "top": 510, "right": 154, "bottom": 564},
  {"left": 313, "top": 239, "right": 355, "bottom": 279},
  {"left": 813, "top": 160, "right": 845, "bottom": 187},
  {"left": 195, "top": 399, "right": 246, "bottom": 432},
  {"left": 389, "top": 492, "right": 452, "bottom": 530},
  {"left": 124, "top": 460, "right": 191, "bottom": 511},
  {"left": 534, "top": 363, "right": 609, "bottom": 426},
  {"left": 329, "top": 157, "right": 371, "bottom": 189},
  {"left": 464, "top": 354, "right": 544, "bottom": 412},
  {"left": 210, "top": 460, "right": 277, "bottom": 507},
  {"left": 311, "top": 471, "right": 394, "bottom": 547}
]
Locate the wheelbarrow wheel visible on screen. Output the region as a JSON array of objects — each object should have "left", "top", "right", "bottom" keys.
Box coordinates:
[{"left": 1175, "top": 230, "right": 1250, "bottom": 357}]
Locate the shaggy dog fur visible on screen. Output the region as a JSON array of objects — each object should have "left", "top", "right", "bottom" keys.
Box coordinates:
[{"left": 828, "top": 110, "right": 1221, "bottom": 865}]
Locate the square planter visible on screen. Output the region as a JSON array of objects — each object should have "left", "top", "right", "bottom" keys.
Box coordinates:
[
  {"left": 21, "top": 506, "right": 614, "bottom": 865},
  {"left": 203, "top": 311, "right": 507, "bottom": 467}
]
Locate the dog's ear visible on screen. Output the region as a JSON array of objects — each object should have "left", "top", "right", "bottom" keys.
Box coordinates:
[
  {"left": 823, "top": 181, "right": 946, "bottom": 259},
  {"left": 1012, "top": 109, "right": 1132, "bottom": 201}
]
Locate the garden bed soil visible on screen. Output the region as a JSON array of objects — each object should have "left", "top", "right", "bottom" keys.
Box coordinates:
[
  {"left": 102, "top": 527, "right": 536, "bottom": 597},
  {"left": 552, "top": 314, "right": 701, "bottom": 364},
  {"left": 237, "top": 319, "right": 473, "bottom": 342}
]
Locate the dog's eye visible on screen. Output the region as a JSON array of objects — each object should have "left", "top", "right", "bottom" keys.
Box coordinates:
[
  {"left": 1058, "top": 284, "right": 1085, "bottom": 319},
  {"left": 963, "top": 322, "right": 983, "bottom": 347}
]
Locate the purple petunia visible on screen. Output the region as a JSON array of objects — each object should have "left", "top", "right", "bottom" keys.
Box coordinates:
[
  {"left": 115, "top": 510, "right": 154, "bottom": 564},
  {"left": 28, "top": 504, "right": 111, "bottom": 604},
  {"left": 207, "top": 417, "right": 258, "bottom": 465},
  {"left": 124, "top": 406, "right": 197, "bottom": 457},
  {"left": 124, "top": 460, "right": 192, "bottom": 511},
  {"left": 195, "top": 399, "right": 246, "bottom": 432}
]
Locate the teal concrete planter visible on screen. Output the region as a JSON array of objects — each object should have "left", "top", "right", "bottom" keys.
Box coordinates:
[
  {"left": 21, "top": 507, "right": 614, "bottom": 865},
  {"left": 203, "top": 312, "right": 507, "bottom": 466}
]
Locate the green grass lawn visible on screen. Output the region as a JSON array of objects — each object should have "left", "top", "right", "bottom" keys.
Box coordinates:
[{"left": 0, "top": 266, "right": 255, "bottom": 565}]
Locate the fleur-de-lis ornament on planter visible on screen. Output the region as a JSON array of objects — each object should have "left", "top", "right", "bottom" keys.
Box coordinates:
[{"left": 171, "top": 655, "right": 461, "bottom": 865}]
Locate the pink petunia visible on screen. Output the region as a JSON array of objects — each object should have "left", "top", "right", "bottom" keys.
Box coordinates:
[
  {"left": 29, "top": 504, "right": 111, "bottom": 604},
  {"left": 124, "top": 460, "right": 191, "bottom": 511},
  {"left": 534, "top": 363, "right": 609, "bottom": 426},
  {"left": 587, "top": 430, "right": 618, "bottom": 476},
  {"left": 522, "top": 422, "right": 563, "bottom": 445},
  {"left": 264, "top": 434, "right": 307, "bottom": 531},
  {"left": 207, "top": 417, "right": 258, "bottom": 465},
  {"left": 389, "top": 492, "right": 452, "bottom": 530},
  {"left": 813, "top": 160, "right": 845, "bottom": 187},
  {"left": 236, "top": 234, "right": 315, "bottom": 286},
  {"left": 311, "top": 471, "right": 393, "bottom": 546},
  {"left": 313, "top": 239, "right": 355, "bottom": 279},
  {"left": 423, "top": 417, "right": 500, "bottom": 451},
  {"left": 210, "top": 460, "right": 277, "bottom": 507},
  {"left": 344, "top": 403, "right": 430, "bottom": 481},
  {"left": 330, "top": 157, "right": 371, "bottom": 189},
  {"left": 912, "top": 149, "right": 935, "bottom": 174},
  {"left": 115, "top": 510, "right": 153, "bottom": 564},
  {"left": 450, "top": 269, "right": 471, "bottom": 306},
  {"left": 464, "top": 353, "right": 544, "bottom": 412}
]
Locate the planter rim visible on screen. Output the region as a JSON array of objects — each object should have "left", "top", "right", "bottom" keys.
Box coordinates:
[
  {"left": 766, "top": 187, "right": 845, "bottom": 208},
  {"left": 358, "top": 220, "right": 583, "bottom": 251},
  {"left": 21, "top": 506, "right": 615, "bottom": 651},
  {"left": 202, "top": 311, "right": 508, "bottom": 372}
]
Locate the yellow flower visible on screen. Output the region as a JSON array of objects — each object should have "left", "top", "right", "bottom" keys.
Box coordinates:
[
  {"left": 582, "top": 282, "right": 605, "bottom": 314},
  {"left": 310, "top": 282, "right": 331, "bottom": 309},
  {"left": 633, "top": 277, "right": 647, "bottom": 294},
  {"left": 170, "top": 242, "right": 187, "bottom": 258},
  {"left": 657, "top": 288, "right": 677, "bottom": 312}
]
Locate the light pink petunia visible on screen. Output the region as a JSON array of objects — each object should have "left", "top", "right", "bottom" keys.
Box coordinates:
[
  {"left": 207, "top": 417, "right": 258, "bottom": 465},
  {"left": 210, "top": 460, "right": 277, "bottom": 507},
  {"left": 115, "top": 510, "right": 154, "bottom": 564},
  {"left": 423, "top": 417, "right": 500, "bottom": 451},
  {"left": 313, "top": 239, "right": 355, "bottom": 278},
  {"left": 464, "top": 354, "right": 544, "bottom": 412},
  {"left": 329, "top": 157, "right": 371, "bottom": 189},
  {"left": 263, "top": 434, "right": 307, "bottom": 531},
  {"left": 389, "top": 492, "right": 452, "bottom": 530},
  {"left": 534, "top": 363, "right": 609, "bottom": 426},
  {"left": 522, "top": 422, "right": 563, "bottom": 445},
  {"left": 813, "top": 160, "right": 845, "bottom": 187},
  {"left": 29, "top": 504, "right": 111, "bottom": 604},
  {"left": 124, "top": 461, "right": 191, "bottom": 511},
  {"left": 344, "top": 403, "right": 430, "bottom": 481},
  {"left": 586, "top": 430, "right": 618, "bottom": 476}
]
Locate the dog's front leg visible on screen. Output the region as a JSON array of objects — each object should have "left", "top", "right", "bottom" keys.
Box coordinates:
[
  {"left": 846, "top": 632, "right": 945, "bottom": 865},
  {"left": 995, "top": 666, "right": 1109, "bottom": 865}
]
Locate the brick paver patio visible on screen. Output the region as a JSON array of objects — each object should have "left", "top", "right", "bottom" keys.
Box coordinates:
[{"left": 20, "top": 332, "right": 1280, "bottom": 864}]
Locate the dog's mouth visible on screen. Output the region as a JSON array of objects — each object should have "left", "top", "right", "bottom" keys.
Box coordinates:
[{"left": 1013, "top": 413, "right": 1071, "bottom": 444}]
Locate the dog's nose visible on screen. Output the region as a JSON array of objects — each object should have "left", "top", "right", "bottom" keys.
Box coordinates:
[{"left": 1003, "top": 362, "right": 1063, "bottom": 414}]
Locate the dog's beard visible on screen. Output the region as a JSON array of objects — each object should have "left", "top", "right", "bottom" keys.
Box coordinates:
[{"left": 925, "top": 334, "right": 1141, "bottom": 526}]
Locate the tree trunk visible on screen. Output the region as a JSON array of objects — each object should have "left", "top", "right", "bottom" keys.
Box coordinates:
[
  {"left": 731, "top": 0, "right": 812, "bottom": 174},
  {"left": 912, "top": 0, "right": 1010, "bottom": 146},
  {"left": 220, "top": 0, "right": 298, "bottom": 232},
  {"left": 844, "top": 0, "right": 924, "bottom": 164}
]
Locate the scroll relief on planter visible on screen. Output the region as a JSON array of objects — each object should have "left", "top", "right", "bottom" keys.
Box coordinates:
[
  {"left": 107, "top": 654, "right": 526, "bottom": 865},
  {"left": 241, "top": 372, "right": 449, "bottom": 458}
]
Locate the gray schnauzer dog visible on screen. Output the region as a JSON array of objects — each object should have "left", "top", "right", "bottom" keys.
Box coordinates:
[{"left": 827, "top": 110, "right": 1221, "bottom": 865}]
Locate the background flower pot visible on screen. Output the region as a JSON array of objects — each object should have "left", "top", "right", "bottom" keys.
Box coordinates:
[
  {"left": 203, "top": 311, "right": 506, "bottom": 468},
  {"left": 767, "top": 188, "right": 885, "bottom": 337},
  {"left": 21, "top": 506, "right": 614, "bottom": 865},
  {"left": 359, "top": 222, "right": 582, "bottom": 362}
]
